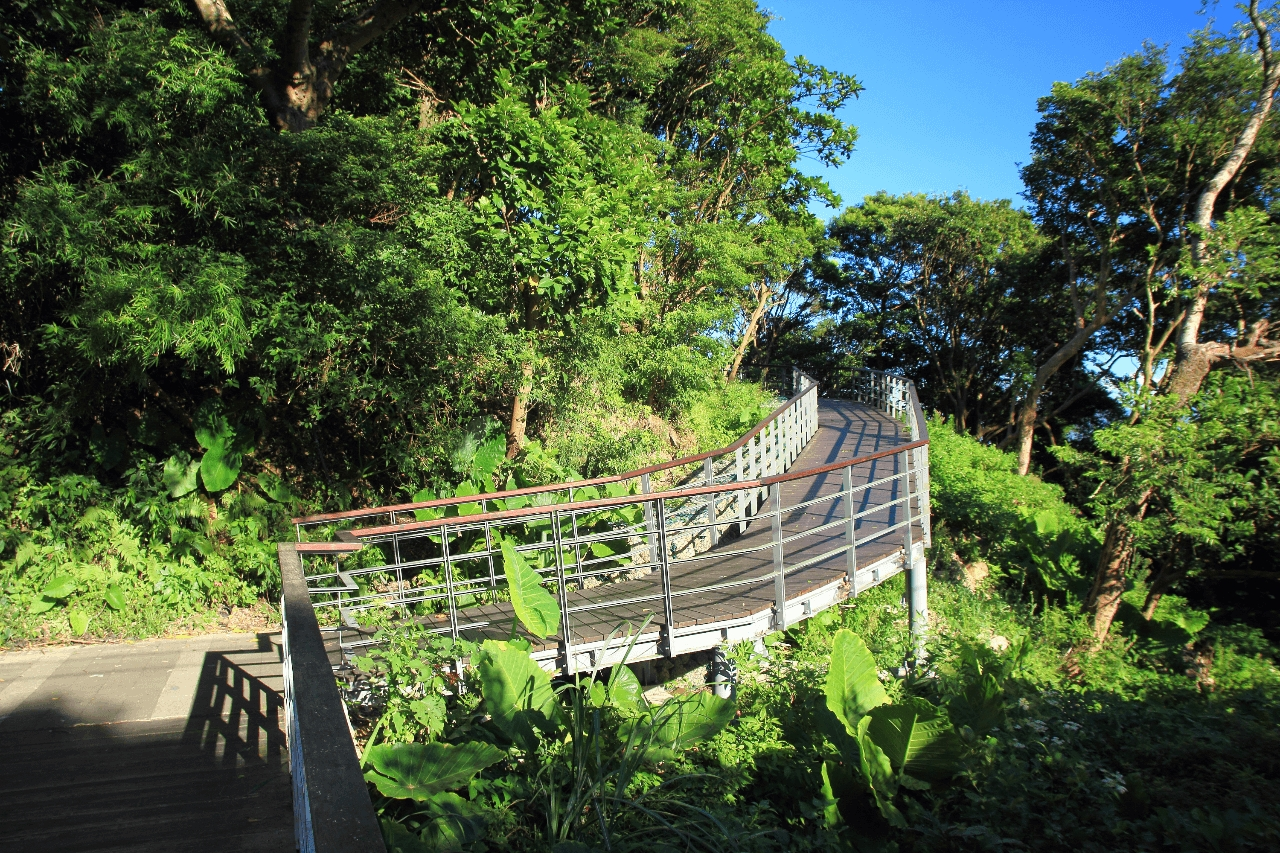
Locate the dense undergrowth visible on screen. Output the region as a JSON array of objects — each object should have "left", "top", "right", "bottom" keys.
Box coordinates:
[
  {"left": 0, "top": 378, "right": 774, "bottom": 646},
  {"left": 349, "top": 415, "right": 1280, "bottom": 853}
]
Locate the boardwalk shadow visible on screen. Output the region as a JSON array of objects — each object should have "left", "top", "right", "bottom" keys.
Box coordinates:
[
  {"left": 181, "top": 632, "right": 288, "bottom": 772},
  {"left": 0, "top": 634, "right": 293, "bottom": 853}
]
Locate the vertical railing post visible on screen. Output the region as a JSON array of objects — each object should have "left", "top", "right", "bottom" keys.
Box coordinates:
[
  {"left": 735, "top": 446, "right": 747, "bottom": 535},
  {"left": 641, "top": 473, "right": 658, "bottom": 572},
  {"left": 843, "top": 464, "right": 857, "bottom": 594},
  {"left": 703, "top": 457, "right": 718, "bottom": 547},
  {"left": 440, "top": 523, "right": 459, "bottom": 640},
  {"left": 902, "top": 448, "right": 926, "bottom": 664},
  {"left": 771, "top": 485, "right": 786, "bottom": 631},
  {"left": 655, "top": 498, "right": 675, "bottom": 657},
  {"left": 551, "top": 509, "right": 575, "bottom": 673}
]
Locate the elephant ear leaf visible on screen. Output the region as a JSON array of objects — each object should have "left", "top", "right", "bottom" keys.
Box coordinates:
[
  {"left": 865, "top": 698, "right": 964, "bottom": 784},
  {"left": 163, "top": 455, "right": 201, "bottom": 498},
  {"left": 606, "top": 663, "right": 646, "bottom": 717},
  {"left": 364, "top": 741, "right": 504, "bottom": 801},
  {"left": 856, "top": 715, "right": 907, "bottom": 828},
  {"left": 623, "top": 692, "right": 735, "bottom": 760},
  {"left": 194, "top": 401, "right": 246, "bottom": 492},
  {"left": 501, "top": 540, "right": 560, "bottom": 639},
  {"left": 825, "top": 629, "right": 889, "bottom": 730},
  {"left": 474, "top": 640, "right": 562, "bottom": 750}
]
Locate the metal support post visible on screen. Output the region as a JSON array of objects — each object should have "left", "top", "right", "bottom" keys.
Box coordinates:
[
  {"left": 771, "top": 486, "right": 786, "bottom": 631},
  {"left": 440, "top": 523, "right": 459, "bottom": 640},
  {"left": 735, "top": 446, "right": 747, "bottom": 535},
  {"left": 641, "top": 473, "right": 658, "bottom": 571},
  {"left": 703, "top": 457, "right": 718, "bottom": 547},
  {"left": 551, "top": 510, "right": 575, "bottom": 673},
  {"left": 655, "top": 499, "right": 675, "bottom": 657},
  {"left": 843, "top": 465, "right": 858, "bottom": 593},
  {"left": 902, "top": 449, "right": 926, "bottom": 665}
]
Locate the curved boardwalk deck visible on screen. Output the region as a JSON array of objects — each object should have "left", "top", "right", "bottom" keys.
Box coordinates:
[{"left": 402, "top": 399, "right": 925, "bottom": 669}]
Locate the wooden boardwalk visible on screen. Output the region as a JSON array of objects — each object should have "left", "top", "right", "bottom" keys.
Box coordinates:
[
  {"left": 0, "top": 635, "right": 292, "bottom": 852},
  {"left": 398, "top": 400, "right": 923, "bottom": 666}
]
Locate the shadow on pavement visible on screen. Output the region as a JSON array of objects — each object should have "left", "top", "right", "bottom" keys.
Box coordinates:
[{"left": 0, "top": 633, "right": 294, "bottom": 853}]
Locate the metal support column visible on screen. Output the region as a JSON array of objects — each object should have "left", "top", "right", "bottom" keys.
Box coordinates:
[
  {"left": 902, "top": 448, "right": 926, "bottom": 664},
  {"left": 703, "top": 457, "right": 718, "bottom": 547},
  {"left": 771, "top": 486, "right": 786, "bottom": 632},
  {"left": 656, "top": 498, "right": 675, "bottom": 657},
  {"left": 843, "top": 464, "right": 857, "bottom": 594}
]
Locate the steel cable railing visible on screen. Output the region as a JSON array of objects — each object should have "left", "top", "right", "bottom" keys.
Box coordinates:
[{"left": 284, "top": 367, "right": 930, "bottom": 673}]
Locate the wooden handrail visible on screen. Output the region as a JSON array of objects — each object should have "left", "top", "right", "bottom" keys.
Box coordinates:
[
  {"left": 292, "top": 374, "right": 817, "bottom": 526},
  {"left": 347, "top": 438, "right": 926, "bottom": 539}
]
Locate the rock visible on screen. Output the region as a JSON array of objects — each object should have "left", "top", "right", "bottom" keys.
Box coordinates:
[
  {"left": 962, "top": 560, "right": 990, "bottom": 592},
  {"left": 642, "top": 685, "right": 674, "bottom": 704},
  {"left": 988, "top": 635, "right": 1010, "bottom": 653}
]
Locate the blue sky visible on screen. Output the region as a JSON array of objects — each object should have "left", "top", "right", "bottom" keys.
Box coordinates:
[{"left": 766, "top": 1, "right": 1247, "bottom": 213}]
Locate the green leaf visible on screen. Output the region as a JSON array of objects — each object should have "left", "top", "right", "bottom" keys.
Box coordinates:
[
  {"left": 364, "top": 741, "right": 504, "bottom": 801},
  {"left": 825, "top": 629, "right": 889, "bottom": 730},
  {"left": 946, "top": 672, "right": 1004, "bottom": 734},
  {"left": 382, "top": 819, "right": 432, "bottom": 853},
  {"left": 163, "top": 455, "right": 201, "bottom": 498},
  {"left": 819, "top": 761, "right": 844, "bottom": 828},
  {"left": 856, "top": 715, "right": 907, "bottom": 828},
  {"left": 41, "top": 575, "right": 77, "bottom": 600},
  {"left": 193, "top": 400, "right": 234, "bottom": 450},
  {"left": 474, "top": 640, "right": 562, "bottom": 750},
  {"left": 29, "top": 597, "right": 57, "bottom": 615},
  {"left": 624, "top": 692, "right": 735, "bottom": 759},
  {"left": 68, "top": 609, "right": 90, "bottom": 636},
  {"left": 199, "top": 444, "right": 242, "bottom": 492},
  {"left": 865, "top": 698, "right": 964, "bottom": 783},
  {"left": 103, "top": 584, "right": 126, "bottom": 611},
  {"left": 454, "top": 480, "right": 484, "bottom": 516},
  {"left": 256, "top": 472, "right": 293, "bottom": 503},
  {"left": 420, "top": 792, "right": 487, "bottom": 852},
  {"left": 501, "top": 540, "right": 560, "bottom": 639},
  {"left": 606, "top": 663, "right": 645, "bottom": 717},
  {"left": 473, "top": 436, "right": 507, "bottom": 481}
]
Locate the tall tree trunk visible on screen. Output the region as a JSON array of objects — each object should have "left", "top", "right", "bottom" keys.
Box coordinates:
[
  {"left": 506, "top": 360, "right": 534, "bottom": 459},
  {"left": 192, "top": 0, "right": 427, "bottom": 131},
  {"left": 727, "top": 281, "right": 773, "bottom": 380},
  {"left": 1087, "top": 487, "right": 1151, "bottom": 643},
  {"left": 1164, "top": 0, "right": 1280, "bottom": 401},
  {"left": 1084, "top": 1, "right": 1280, "bottom": 642}
]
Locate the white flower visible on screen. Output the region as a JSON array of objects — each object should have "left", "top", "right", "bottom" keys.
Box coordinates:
[
  {"left": 1018, "top": 697, "right": 1031, "bottom": 711},
  {"left": 1010, "top": 740, "right": 1025, "bottom": 749},
  {"left": 1100, "top": 771, "right": 1127, "bottom": 795},
  {"left": 1062, "top": 721, "right": 1081, "bottom": 732}
]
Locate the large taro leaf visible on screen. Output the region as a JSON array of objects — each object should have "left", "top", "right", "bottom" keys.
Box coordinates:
[
  {"left": 472, "top": 436, "right": 506, "bottom": 483},
  {"left": 865, "top": 698, "right": 964, "bottom": 784},
  {"left": 382, "top": 819, "right": 431, "bottom": 853},
  {"left": 420, "top": 792, "right": 487, "bottom": 852},
  {"left": 623, "top": 692, "right": 735, "bottom": 761},
  {"left": 364, "top": 741, "right": 504, "bottom": 801},
  {"left": 163, "top": 454, "right": 201, "bottom": 498},
  {"left": 194, "top": 401, "right": 245, "bottom": 492},
  {"left": 856, "top": 715, "right": 906, "bottom": 828},
  {"left": 825, "top": 629, "right": 889, "bottom": 731},
  {"left": 474, "top": 640, "right": 562, "bottom": 750},
  {"left": 606, "top": 663, "right": 646, "bottom": 717},
  {"left": 500, "top": 540, "right": 560, "bottom": 639}
]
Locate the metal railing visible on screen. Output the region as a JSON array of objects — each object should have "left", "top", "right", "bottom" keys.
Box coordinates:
[
  {"left": 284, "top": 368, "right": 931, "bottom": 673},
  {"left": 274, "top": 366, "right": 931, "bottom": 848}
]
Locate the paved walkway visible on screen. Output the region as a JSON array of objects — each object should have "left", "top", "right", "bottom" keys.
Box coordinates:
[{"left": 0, "top": 634, "right": 293, "bottom": 852}]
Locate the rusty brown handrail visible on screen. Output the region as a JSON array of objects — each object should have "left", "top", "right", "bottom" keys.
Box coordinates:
[
  {"left": 347, "top": 438, "right": 927, "bottom": 539},
  {"left": 292, "top": 374, "right": 815, "bottom": 528}
]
